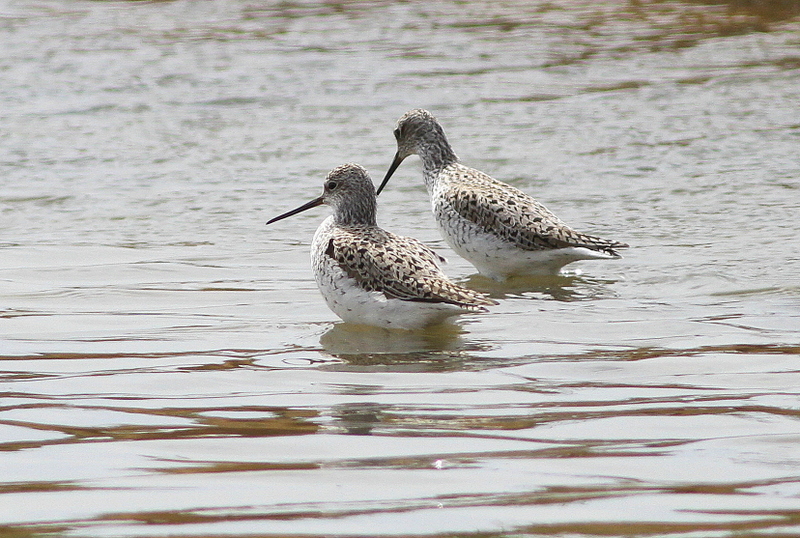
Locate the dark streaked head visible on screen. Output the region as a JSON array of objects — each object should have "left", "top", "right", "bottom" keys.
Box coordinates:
[
  {"left": 376, "top": 109, "right": 456, "bottom": 196},
  {"left": 267, "top": 163, "right": 378, "bottom": 227}
]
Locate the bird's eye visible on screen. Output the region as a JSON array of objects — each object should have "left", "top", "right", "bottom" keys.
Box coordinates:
[
  {"left": 393, "top": 128, "right": 401, "bottom": 139},
  {"left": 326, "top": 180, "right": 338, "bottom": 190}
]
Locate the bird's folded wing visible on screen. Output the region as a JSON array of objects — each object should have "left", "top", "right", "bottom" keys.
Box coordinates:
[{"left": 327, "top": 228, "right": 494, "bottom": 307}]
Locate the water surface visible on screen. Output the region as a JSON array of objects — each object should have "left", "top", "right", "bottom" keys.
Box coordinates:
[{"left": 1, "top": 1, "right": 799, "bottom": 536}]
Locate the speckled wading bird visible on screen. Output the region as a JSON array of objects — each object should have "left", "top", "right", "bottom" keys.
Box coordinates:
[
  {"left": 267, "top": 163, "right": 497, "bottom": 330},
  {"left": 377, "top": 109, "right": 628, "bottom": 280}
]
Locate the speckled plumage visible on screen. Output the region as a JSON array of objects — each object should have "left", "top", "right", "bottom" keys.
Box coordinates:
[
  {"left": 268, "top": 163, "right": 496, "bottom": 330},
  {"left": 377, "top": 109, "right": 629, "bottom": 280}
]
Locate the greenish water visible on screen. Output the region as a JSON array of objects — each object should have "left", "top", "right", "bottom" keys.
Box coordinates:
[{"left": 1, "top": 1, "right": 799, "bottom": 536}]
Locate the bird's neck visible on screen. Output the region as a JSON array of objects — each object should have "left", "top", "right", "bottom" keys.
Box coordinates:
[
  {"left": 418, "top": 138, "right": 458, "bottom": 175},
  {"left": 333, "top": 198, "right": 378, "bottom": 227}
]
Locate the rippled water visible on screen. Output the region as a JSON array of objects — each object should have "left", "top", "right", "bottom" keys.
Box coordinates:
[{"left": 2, "top": 0, "right": 800, "bottom": 536}]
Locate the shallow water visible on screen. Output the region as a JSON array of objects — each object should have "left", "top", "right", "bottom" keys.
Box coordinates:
[{"left": 1, "top": 0, "right": 800, "bottom": 536}]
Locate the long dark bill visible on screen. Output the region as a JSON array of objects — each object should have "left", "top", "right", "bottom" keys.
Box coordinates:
[
  {"left": 375, "top": 152, "right": 404, "bottom": 196},
  {"left": 266, "top": 196, "right": 324, "bottom": 225}
]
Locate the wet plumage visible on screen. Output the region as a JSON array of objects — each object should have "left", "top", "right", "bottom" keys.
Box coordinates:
[
  {"left": 267, "top": 163, "right": 496, "bottom": 330},
  {"left": 377, "top": 109, "right": 629, "bottom": 280}
]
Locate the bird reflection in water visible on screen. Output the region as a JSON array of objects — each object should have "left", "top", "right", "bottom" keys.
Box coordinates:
[{"left": 319, "top": 322, "right": 464, "bottom": 366}]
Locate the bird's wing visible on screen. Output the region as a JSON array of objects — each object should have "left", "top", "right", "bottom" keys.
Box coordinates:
[
  {"left": 326, "top": 226, "right": 496, "bottom": 308},
  {"left": 447, "top": 169, "right": 628, "bottom": 254}
]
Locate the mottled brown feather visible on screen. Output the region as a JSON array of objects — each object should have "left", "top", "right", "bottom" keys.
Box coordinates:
[
  {"left": 444, "top": 165, "right": 628, "bottom": 254},
  {"left": 326, "top": 225, "right": 496, "bottom": 310}
]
